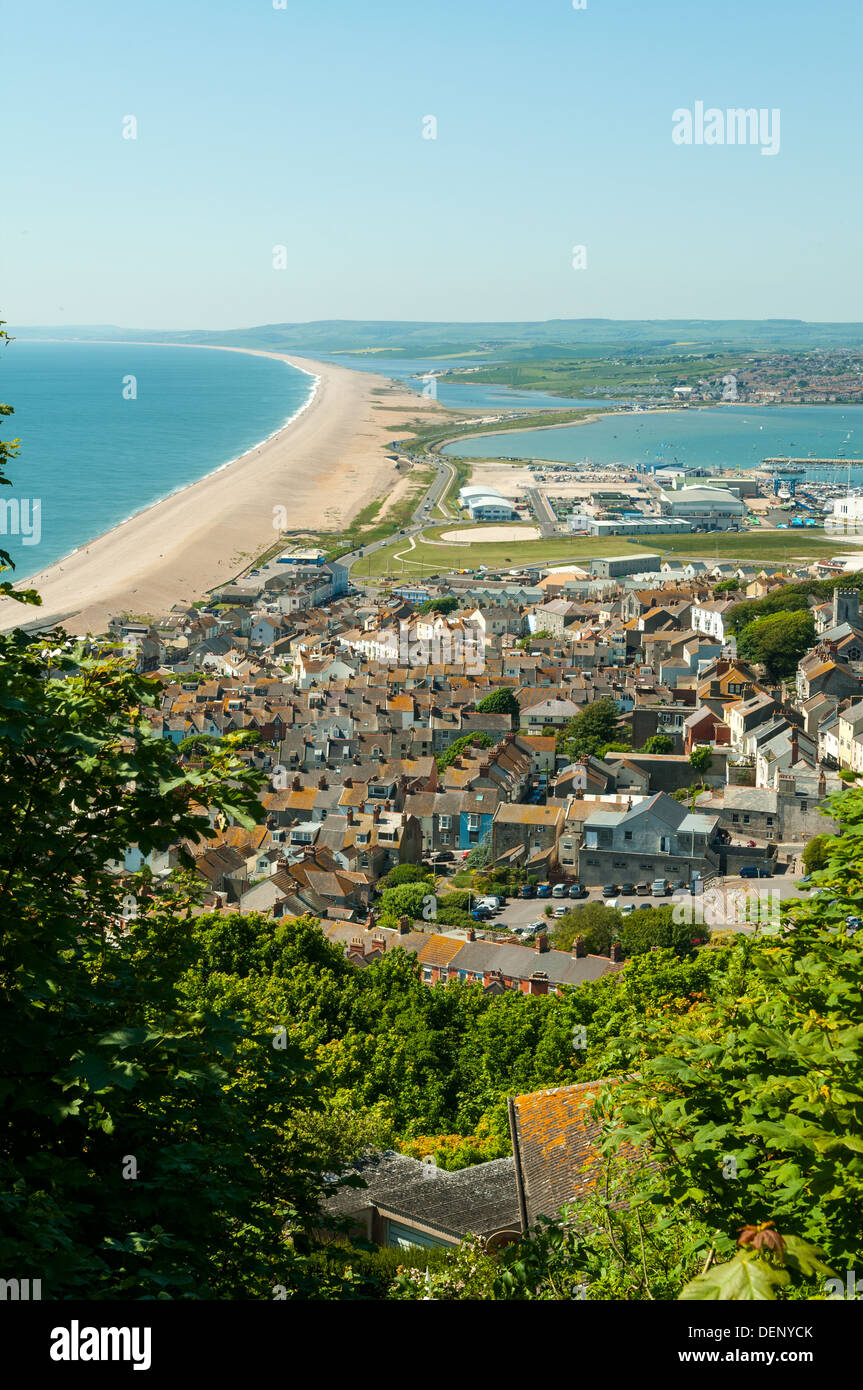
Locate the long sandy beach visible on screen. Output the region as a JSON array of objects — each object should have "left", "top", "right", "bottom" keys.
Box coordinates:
[{"left": 0, "top": 347, "right": 445, "bottom": 635}]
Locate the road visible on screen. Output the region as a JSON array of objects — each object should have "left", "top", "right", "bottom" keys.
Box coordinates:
[
  {"left": 338, "top": 453, "right": 457, "bottom": 584},
  {"left": 525, "top": 486, "right": 559, "bottom": 538}
]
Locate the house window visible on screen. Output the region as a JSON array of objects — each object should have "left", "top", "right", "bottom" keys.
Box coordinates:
[
  {"left": 731, "top": 813, "right": 739, "bottom": 823},
  {"left": 624, "top": 830, "right": 632, "bottom": 841},
  {"left": 440, "top": 832, "right": 450, "bottom": 845},
  {"left": 743, "top": 815, "right": 750, "bottom": 825},
  {"left": 439, "top": 815, "right": 451, "bottom": 829}
]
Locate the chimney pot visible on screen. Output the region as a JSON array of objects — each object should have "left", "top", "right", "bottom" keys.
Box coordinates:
[{"left": 572, "top": 934, "right": 586, "bottom": 958}]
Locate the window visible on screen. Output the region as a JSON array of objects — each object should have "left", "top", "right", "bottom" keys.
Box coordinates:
[
  {"left": 439, "top": 815, "right": 451, "bottom": 829},
  {"left": 731, "top": 813, "right": 739, "bottom": 824},
  {"left": 624, "top": 830, "right": 632, "bottom": 841},
  {"left": 440, "top": 832, "right": 450, "bottom": 845}
]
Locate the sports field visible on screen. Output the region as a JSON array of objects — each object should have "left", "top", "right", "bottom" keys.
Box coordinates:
[{"left": 355, "top": 524, "right": 843, "bottom": 579}]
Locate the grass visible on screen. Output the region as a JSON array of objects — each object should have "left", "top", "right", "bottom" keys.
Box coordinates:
[{"left": 356, "top": 523, "right": 842, "bottom": 579}]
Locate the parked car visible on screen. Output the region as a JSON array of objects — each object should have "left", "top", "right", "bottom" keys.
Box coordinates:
[
  {"left": 519, "top": 884, "right": 535, "bottom": 898},
  {"left": 568, "top": 883, "right": 588, "bottom": 899},
  {"left": 602, "top": 884, "right": 620, "bottom": 898},
  {"left": 635, "top": 882, "right": 652, "bottom": 896},
  {"left": 471, "top": 906, "right": 492, "bottom": 921},
  {"left": 435, "top": 850, "right": 454, "bottom": 863},
  {"left": 757, "top": 867, "right": 773, "bottom": 878},
  {"left": 652, "top": 878, "right": 669, "bottom": 897},
  {"left": 536, "top": 883, "right": 552, "bottom": 898},
  {"left": 620, "top": 903, "right": 635, "bottom": 916},
  {"left": 739, "top": 865, "right": 759, "bottom": 879},
  {"left": 552, "top": 883, "right": 568, "bottom": 898},
  {"left": 553, "top": 904, "right": 569, "bottom": 917},
  {"left": 638, "top": 903, "right": 653, "bottom": 910},
  {"left": 620, "top": 882, "right": 636, "bottom": 896}
]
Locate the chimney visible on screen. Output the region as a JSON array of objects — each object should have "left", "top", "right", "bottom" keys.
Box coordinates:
[
  {"left": 818, "top": 768, "right": 827, "bottom": 797},
  {"left": 527, "top": 970, "right": 549, "bottom": 996},
  {"left": 572, "top": 935, "right": 586, "bottom": 958},
  {"left": 347, "top": 806, "right": 354, "bottom": 824},
  {"left": 318, "top": 774, "right": 327, "bottom": 789},
  {"left": 789, "top": 727, "right": 799, "bottom": 764},
  {"left": 610, "top": 942, "right": 623, "bottom": 963},
  {"left": 534, "top": 931, "right": 549, "bottom": 954},
  {"left": 397, "top": 915, "right": 411, "bottom": 935},
  {"left": 292, "top": 775, "right": 301, "bottom": 790},
  {"left": 465, "top": 926, "right": 476, "bottom": 941},
  {"left": 372, "top": 805, "right": 381, "bottom": 822}
]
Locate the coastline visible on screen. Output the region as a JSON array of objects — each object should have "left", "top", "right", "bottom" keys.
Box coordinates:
[{"left": 0, "top": 345, "right": 446, "bottom": 635}]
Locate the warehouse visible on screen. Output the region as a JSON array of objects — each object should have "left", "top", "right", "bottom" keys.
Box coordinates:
[
  {"left": 458, "top": 484, "right": 519, "bottom": 522},
  {"left": 658, "top": 485, "right": 747, "bottom": 530}
]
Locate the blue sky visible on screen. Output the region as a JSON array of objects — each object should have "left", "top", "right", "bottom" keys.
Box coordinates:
[{"left": 5, "top": 0, "right": 860, "bottom": 328}]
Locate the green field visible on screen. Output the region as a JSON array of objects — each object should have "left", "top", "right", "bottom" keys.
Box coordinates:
[{"left": 354, "top": 524, "right": 843, "bottom": 579}]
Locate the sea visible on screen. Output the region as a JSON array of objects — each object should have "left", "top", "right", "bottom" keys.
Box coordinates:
[
  {"left": 442, "top": 403, "right": 863, "bottom": 481},
  {"left": 1, "top": 341, "right": 315, "bottom": 580}
]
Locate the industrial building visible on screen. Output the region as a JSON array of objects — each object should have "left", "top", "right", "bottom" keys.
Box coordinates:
[
  {"left": 458, "top": 485, "right": 519, "bottom": 522},
  {"left": 583, "top": 517, "right": 693, "bottom": 538},
  {"left": 658, "top": 485, "right": 747, "bottom": 530},
  {"left": 590, "top": 554, "right": 662, "bottom": 579}
]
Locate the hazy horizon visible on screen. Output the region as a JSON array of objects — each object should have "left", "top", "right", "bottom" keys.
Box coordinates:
[{"left": 6, "top": 0, "right": 862, "bottom": 328}]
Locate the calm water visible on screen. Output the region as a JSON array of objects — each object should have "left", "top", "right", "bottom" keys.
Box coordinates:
[
  {"left": 311, "top": 352, "right": 617, "bottom": 412},
  {"left": 442, "top": 403, "right": 863, "bottom": 481},
  {"left": 0, "top": 341, "right": 313, "bottom": 579}
]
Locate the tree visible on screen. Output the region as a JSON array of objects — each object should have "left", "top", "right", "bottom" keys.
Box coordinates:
[
  {"left": 643, "top": 734, "right": 674, "bottom": 755},
  {"left": 801, "top": 834, "right": 831, "bottom": 873},
  {"left": 475, "top": 688, "right": 520, "bottom": 726},
  {"left": 726, "top": 585, "right": 810, "bottom": 637},
  {"left": 376, "top": 881, "right": 435, "bottom": 926},
  {"left": 436, "top": 732, "right": 493, "bottom": 771},
  {"left": 688, "top": 745, "right": 712, "bottom": 774},
  {"left": 418, "top": 596, "right": 458, "bottom": 615},
  {"left": 559, "top": 698, "right": 626, "bottom": 760},
  {"left": 618, "top": 906, "right": 700, "bottom": 957},
  {"left": 551, "top": 903, "right": 620, "bottom": 956},
  {"left": 0, "top": 634, "right": 332, "bottom": 1298},
  {"left": 737, "top": 610, "right": 815, "bottom": 679},
  {"left": 597, "top": 790, "right": 863, "bottom": 1278},
  {"left": 383, "top": 863, "right": 432, "bottom": 888},
  {"left": 0, "top": 322, "right": 40, "bottom": 606}
]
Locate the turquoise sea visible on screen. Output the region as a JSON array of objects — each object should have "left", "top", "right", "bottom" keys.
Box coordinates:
[
  {"left": 1, "top": 342, "right": 314, "bottom": 580},
  {"left": 442, "top": 404, "right": 863, "bottom": 482}
]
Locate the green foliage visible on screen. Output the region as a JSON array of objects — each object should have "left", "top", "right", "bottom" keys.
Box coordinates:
[
  {"left": 726, "top": 585, "right": 810, "bottom": 636},
  {"left": 376, "top": 881, "right": 435, "bottom": 927},
  {"left": 551, "top": 903, "right": 620, "bottom": 956},
  {"left": 618, "top": 906, "right": 702, "bottom": 957},
  {"left": 642, "top": 734, "right": 674, "bottom": 754},
  {"left": 418, "top": 596, "right": 459, "bottom": 614},
  {"left": 0, "top": 634, "right": 333, "bottom": 1298},
  {"left": 559, "top": 698, "right": 627, "bottom": 760},
  {"left": 737, "top": 609, "right": 815, "bottom": 679},
  {"left": 383, "top": 863, "right": 433, "bottom": 888},
  {"left": 0, "top": 323, "right": 40, "bottom": 605},
  {"left": 801, "top": 835, "right": 832, "bottom": 872},
  {"left": 475, "top": 687, "right": 520, "bottom": 724},
  {"left": 436, "top": 731, "right": 493, "bottom": 771},
  {"left": 714, "top": 578, "right": 741, "bottom": 594},
  {"left": 688, "top": 745, "right": 713, "bottom": 774}
]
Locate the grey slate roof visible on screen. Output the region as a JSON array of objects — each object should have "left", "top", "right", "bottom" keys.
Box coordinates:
[{"left": 321, "top": 1150, "right": 520, "bottom": 1240}]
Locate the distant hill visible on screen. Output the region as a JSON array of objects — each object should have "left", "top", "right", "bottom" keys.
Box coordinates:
[{"left": 13, "top": 318, "right": 863, "bottom": 356}]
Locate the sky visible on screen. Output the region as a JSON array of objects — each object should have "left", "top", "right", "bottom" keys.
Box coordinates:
[{"left": 4, "top": 0, "right": 861, "bottom": 329}]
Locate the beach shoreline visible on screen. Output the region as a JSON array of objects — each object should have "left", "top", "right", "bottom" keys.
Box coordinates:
[{"left": 0, "top": 344, "right": 446, "bottom": 635}]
